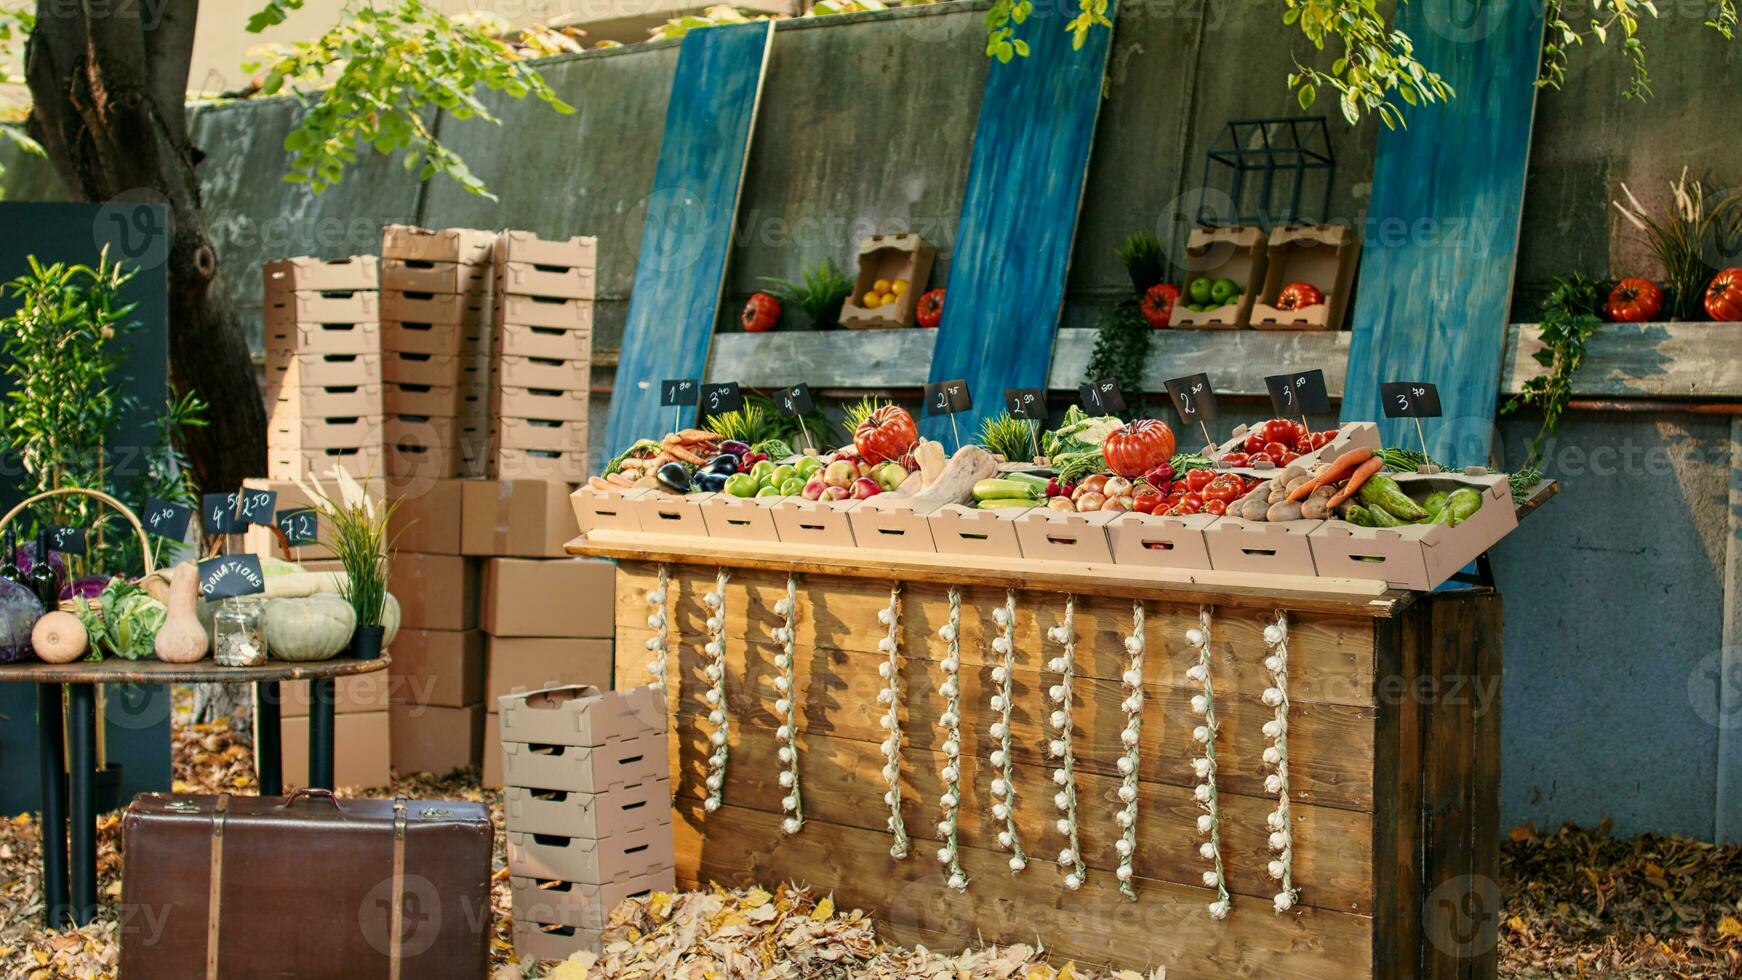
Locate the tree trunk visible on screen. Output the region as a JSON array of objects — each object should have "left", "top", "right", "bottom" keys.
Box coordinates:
[{"left": 24, "top": 0, "right": 264, "bottom": 493}]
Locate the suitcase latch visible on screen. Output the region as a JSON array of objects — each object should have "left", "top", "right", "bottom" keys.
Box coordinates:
[{"left": 166, "top": 800, "right": 198, "bottom": 812}]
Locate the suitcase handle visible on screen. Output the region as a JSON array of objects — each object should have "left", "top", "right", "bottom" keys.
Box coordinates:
[{"left": 280, "top": 787, "right": 342, "bottom": 809}]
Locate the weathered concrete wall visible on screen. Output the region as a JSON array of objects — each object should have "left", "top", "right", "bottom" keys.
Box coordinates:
[{"left": 3, "top": 3, "right": 1740, "bottom": 839}]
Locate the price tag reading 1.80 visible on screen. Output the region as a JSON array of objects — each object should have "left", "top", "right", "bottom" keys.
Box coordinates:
[{"left": 659, "top": 379, "right": 698, "bottom": 407}]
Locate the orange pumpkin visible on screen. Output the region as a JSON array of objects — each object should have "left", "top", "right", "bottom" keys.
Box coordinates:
[
  {"left": 1102, "top": 419, "right": 1176, "bottom": 478},
  {"left": 854, "top": 405, "right": 918, "bottom": 464},
  {"left": 1706, "top": 268, "right": 1742, "bottom": 322}
]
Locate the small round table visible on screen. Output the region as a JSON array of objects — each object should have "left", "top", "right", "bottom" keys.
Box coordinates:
[{"left": 0, "top": 655, "right": 389, "bottom": 929}]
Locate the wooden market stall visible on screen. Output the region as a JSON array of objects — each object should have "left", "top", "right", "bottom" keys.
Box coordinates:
[{"left": 571, "top": 522, "right": 1512, "bottom": 979}]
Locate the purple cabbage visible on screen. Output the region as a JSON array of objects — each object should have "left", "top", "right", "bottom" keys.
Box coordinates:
[
  {"left": 66, "top": 574, "right": 111, "bottom": 601},
  {"left": 0, "top": 578, "right": 45, "bottom": 663}
]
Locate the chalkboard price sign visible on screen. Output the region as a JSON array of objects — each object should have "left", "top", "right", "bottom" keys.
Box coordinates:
[
  {"left": 1265, "top": 369, "right": 1332, "bottom": 417},
  {"left": 202, "top": 493, "right": 247, "bottom": 535},
  {"left": 698, "top": 381, "right": 744, "bottom": 416},
  {"left": 1077, "top": 379, "right": 1127, "bottom": 415},
  {"left": 196, "top": 554, "right": 266, "bottom": 600},
  {"left": 1164, "top": 373, "right": 1220, "bottom": 424},
  {"left": 142, "top": 497, "right": 194, "bottom": 541},
  {"left": 236, "top": 488, "right": 278, "bottom": 526},
  {"left": 775, "top": 383, "right": 815, "bottom": 417},
  {"left": 1380, "top": 381, "right": 1443, "bottom": 418},
  {"left": 277, "top": 508, "right": 321, "bottom": 547},
  {"left": 46, "top": 525, "right": 87, "bottom": 556},
  {"left": 924, "top": 379, "right": 973, "bottom": 417},
  {"left": 1003, "top": 388, "right": 1044, "bottom": 420},
  {"left": 659, "top": 379, "right": 698, "bottom": 407}
]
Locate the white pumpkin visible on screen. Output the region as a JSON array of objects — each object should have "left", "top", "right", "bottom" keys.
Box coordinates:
[{"left": 264, "top": 593, "right": 356, "bottom": 662}]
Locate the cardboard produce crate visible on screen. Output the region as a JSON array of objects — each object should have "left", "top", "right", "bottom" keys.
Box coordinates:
[
  {"left": 926, "top": 504, "right": 1026, "bottom": 559},
  {"left": 494, "top": 386, "right": 586, "bottom": 422},
  {"left": 264, "top": 320, "right": 381, "bottom": 356},
  {"left": 496, "top": 261, "right": 595, "bottom": 301},
  {"left": 510, "top": 868, "right": 676, "bottom": 932},
  {"left": 385, "top": 414, "right": 473, "bottom": 450},
  {"left": 266, "top": 415, "right": 384, "bottom": 451},
  {"left": 1013, "top": 508, "right": 1118, "bottom": 563},
  {"left": 276, "top": 672, "right": 392, "bottom": 718},
  {"left": 381, "top": 290, "right": 490, "bottom": 326},
  {"left": 388, "top": 477, "right": 464, "bottom": 554},
  {"left": 1212, "top": 420, "right": 1383, "bottom": 478},
  {"left": 464, "top": 479, "right": 581, "bottom": 559},
  {"left": 499, "top": 736, "right": 667, "bottom": 796},
  {"left": 494, "top": 323, "right": 591, "bottom": 361},
  {"left": 837, "top": 233, "right": 935, "bottom": 329},
  {"left": 510, "top": 919, "right": 600, "bottom": 962},
  {"left": 569, "top": 487, "right": 645, "bottom": 538},
  {"left": 1248, "top": 224, "right": 1360, "bottom": 331},
  {"left": 390, "top": 553, "right": 481, "bottom": 632},
  {"left": 1106, "top": 511, "right": 1216, "bottom": 569},
  {"left": 629, "top": 492, "right": 715, "bottom": 540},
  {"left": 697, "top": 494, "right": 782, "bottom": 543},
  {"left": 482, "top": 558, "right": 615, "bottom": 638},
  {"left": 493, "top": 448, "right": 587, "bottom": 484},
  {"left": 386, "top": 382, "right": 487, "bottom": 420},
  {"left": 386, "top": 441, "right": 480, "bottom": 482},
  {"left": 389, "top": 628, "right": 485, "bottom": 708},
  {"left": 1172, "top": 225, "right": 1268, "bottom": 329},
  {"left": 264, "top": 382, "right": 383, "bottom": 421},
  {"left": 493, "top": 355, "right": 587, "bottom": 392},
  {"left": 847, "top": 497, "right": 939, "bottom": 553},
  {"left": 264, "top": 290, "right": 378, "bottom": 327},
  {"left": 382, "top": 319, "right": 487, "bottom": 357},
  {"left": 264, "top": 352, "right": 382, "bottom": 390},
  {"left": 384, "top": 350, "right": 480, "bottom": 388},
  {"left": 768, "top": 497, "right": 857, "bottom": 548},
  {"left": 1201, "top": 516, "right": 1321, "bottom": 575},
  {"left": 504, "top": 779, "right": 669, "bottom": 840},
  {"left": 494, "top": 293, "right": 592, "bottom": 330},
  {"left": 497, "top": 684, "right": 665, "bottom": 748},
  {"left": 492, "top": 418, "right": 585, "bottom": 454},
  {"left": 487, "top": 637, "right": 612, "bottom": 704},
  {"left": 382, "top": 224, "right": 497, "bottom": 265},
  {"left": 381, "top": 258, "right": 493, "bottom": 296},
  {"left": 390, "top": 701, "right": 484, "bottom": 775},
  {"left": 496, "top": 230, "right": 597, "bottom": 270},
  {"left": 266, "top": 710, "right": 390, "bottom": 789},
  {"left": 1306, "top": 472, "right": 1518, "bottom": 590},
  {"left": 263, "top": 255, "right": 379, "bottom": 294},
  {"left": 267, "top": 446, "right": 385, "bottom": 481}
]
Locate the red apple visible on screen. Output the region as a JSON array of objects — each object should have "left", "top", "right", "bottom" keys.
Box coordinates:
[
  {"left": 802, "top": 478, "right": 827, "bottom": 501},
  {"left": 852, "top": 477, "right": 882, "bottom": 500},
  {"left": 820, "top": 485, "right": 851, "bottom": 502},
  {"left": 823, "top": 460, "right": 857, "bottom": 488}
]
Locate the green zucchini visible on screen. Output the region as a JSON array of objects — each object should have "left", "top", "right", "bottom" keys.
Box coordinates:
[
  {"left": 973, "top": 479, "right": 1039, "bottom": 502},
  {"left": 1001, "top": 471, "right": 1051, "bottom": 492},
  {"left": 977, "top": 498, "right": 1036, "bottom": 510}
]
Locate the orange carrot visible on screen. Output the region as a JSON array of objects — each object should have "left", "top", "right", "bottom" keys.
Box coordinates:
[
  {"left": 1327, "top": 457, "right": 1385, "bottom": 508},
  {"left": 1288, "top": 447, "right": 1375, "bottom": 501}
]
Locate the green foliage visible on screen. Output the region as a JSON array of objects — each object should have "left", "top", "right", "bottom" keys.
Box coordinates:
[
  {"left": 1283, "top": 0, "right": 1455, "bottom": 129},
  {"left": 978, "top": 412, "right": 1039, "bottom": 461},
  {"left": 1113, "top": 232, "right": 1166, "bottom": 297},
  {"left": 840, "top": 396, "right": 892, "bottom": 441},
  {"left": 649, "top": 5, "right": 757, "bottom": 40},
  {"left": 1613, "top": 170, "right": 1742, "bottom": 320},
  {"left": 299, "top": 472, "right": 400, "bottom": 626},
  {"left": 0, "top": 8, "right": 43, "bottom": 185},
  {"left": 983, "top": 0, "right": 1033, "bottom": 62},
  {"left": 745, "top": 394, "right": 828, "bottom": 450},
  {"left": 0, "top": 250, "right": 205, "bottom": 574},
  {"left": 1541, "top": 0, "right": 1739, "bottom": 98},
  {"left": 705, "top": 401, "right": 778, "bottom": 444},
  {"left": 1084, "top": 303, "right": 1149, "bottom": 413},
  {"left": 762, "top": 260, "right": 853, "bottom": 329},
  {"left": 245, "top": 0, "right": 573, "bottom": 198},
  {"left": 1502, "top": 273, "right": 1605, "bottom": 470}
]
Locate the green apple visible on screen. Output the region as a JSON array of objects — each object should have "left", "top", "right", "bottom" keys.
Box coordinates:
[
  {"left": 770, "top": 464, "right": 797, "bottom": 488},
  {"left": 1209, "top": 277, "right": 1239, "bottom": 305},
  {"left": 793, "top": 457, "right": 823, "bottom": 479},
  {"left": 876, "top": 462, "right": 909, "bottom": 492},
  {"left": 823, "top": 460, "right": 857, "bottom": 488},
  {"left": 756, "top": 486, "right": 782, "bottom": 497},
  {"left": 724, "top": 472, "right": 759, "bottom": 498},
  {"left": 779, "top": 477, "right": 806, "bottom": 496},
  {"left": 750, "top": 460, "right": 777, "bottom": 484},
  {"left": 1187, "top": 277, "right": 1215, "bottom": 304}
]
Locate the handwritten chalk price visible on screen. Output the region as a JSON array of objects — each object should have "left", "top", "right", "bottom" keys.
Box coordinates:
[
  {"left": 1265, "top": 369, "right": 1331, "bottom": 417},
  {"left": 1379, "top": 381, "right": 1442, "bottom": 418},
  {"left": 46, "top": 525, "right": 86, "bottom": 556},
  {"left": 659, "top": 379, "right": 697, "bottom": 407},
  {"left": 202, "top": 493, "right": 246, "bottom": 535},
  {"left": 1164, "top": 373, "right": 1220, "bottom": 423},
  {"left": 236, "top": 489, "right": 278, "bottom": 526},
  {"left": 923, "top": 379, "right": 972, "bottom": 416},
  {"left": 196, "top": 554, "right": 266, "bottom": 601},
  {"left": 775, "top": 383, "right": 815, "bottom": 417},
  {"left": 698, "top": 381, "right": 744, "bottom": 416},
  {"left": 1003, "top": 388, "right": 1044, "bottom": 420},
  {"left": 142, "top": 497, "right": 194, "bottom": 541},
  {"left": 276, "top": 508, "right": 320, "bottom": 547},
  {"left": 1077, "top": 379, "right": 1126, "bottom": 415}
]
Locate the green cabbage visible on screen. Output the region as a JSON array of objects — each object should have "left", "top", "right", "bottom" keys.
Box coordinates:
[
  {"left": 1042, "top": 406, "right": 1123, "bottom": 458},
  {"left": 75, "top": 577, "right": 167, "bottom": 661},
  {"left": 750, "top": 438, "right": 795, "bottom": 460}
]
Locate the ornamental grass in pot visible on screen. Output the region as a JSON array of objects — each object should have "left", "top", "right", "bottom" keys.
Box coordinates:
[{"left": 295, "top": 469, "right": 401, "bottom": 660}]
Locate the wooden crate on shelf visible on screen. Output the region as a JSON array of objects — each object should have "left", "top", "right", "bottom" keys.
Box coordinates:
[{"left": 590, "top": 547, "right": 1501, "bottom": 980}]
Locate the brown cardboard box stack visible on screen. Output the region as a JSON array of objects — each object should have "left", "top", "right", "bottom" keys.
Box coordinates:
[
  {"left": 263, "top": 256, "right": 385, "bottom": 479},
  {"left": 479, "top": 551, "right": 617, "bottom": 789},
  {"left": 490, "top": 231, "right": 596, "bottom": 484},
  {"left": 380, "top": 225, "right": 497, "bottom": 480},
  {"left": 500, "top": 685, "right": 672, "bottom": 959},
  {"left": 257, "top": 673, "right": 394, "bottom": 788}
]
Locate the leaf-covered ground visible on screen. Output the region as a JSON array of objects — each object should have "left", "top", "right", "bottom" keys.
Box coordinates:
[{"left": 1, "top": 704, "right": 1738, "bottom": 979}]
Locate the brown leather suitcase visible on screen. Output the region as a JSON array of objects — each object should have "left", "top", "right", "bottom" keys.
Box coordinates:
[{"left": 119, "top": 790, "right": 493, "bottom": 979}]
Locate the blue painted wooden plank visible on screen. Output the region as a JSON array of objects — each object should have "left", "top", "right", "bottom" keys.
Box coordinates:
[
  {"left": 1340, "top": 0, "right": 1546, "bottom": 466},
  {"left": 921, "top": 6, "right": 1117, "bottom": 443},
  {"left": 604, "top": 22, "right": 775, "bottom": 455}
]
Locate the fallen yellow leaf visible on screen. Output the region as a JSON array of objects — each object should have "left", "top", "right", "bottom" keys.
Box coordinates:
[
  {"left": 811, "top": 896, "right": 834, "bottom": 921},
  {"left": 742, "top": 886, "right": 771, "bottom": 909},
  {"left": 1719, "top": 915, "right": 1742, "bottom": 939}
]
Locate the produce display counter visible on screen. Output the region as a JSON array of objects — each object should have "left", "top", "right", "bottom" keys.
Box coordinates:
[{"left": 570, "top": 524, "right": 1510, "bottom": 978}]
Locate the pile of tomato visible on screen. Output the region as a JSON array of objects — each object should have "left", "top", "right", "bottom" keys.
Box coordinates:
[
  {"left": 1217, "top": 419, "right": 1340, "bottom": 468},
  {"left": 1145, "top": 467, "right": 1263, "bottom": 517}
]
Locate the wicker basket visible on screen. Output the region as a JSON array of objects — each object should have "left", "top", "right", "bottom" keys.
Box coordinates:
[{"left": 0, "top": 487, "right": 160, "bottom": 622}]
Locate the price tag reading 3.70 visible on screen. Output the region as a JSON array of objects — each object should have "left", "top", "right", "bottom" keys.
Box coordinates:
[{"left": 1379, "top": 381, "right": 1442, "bottom": 418}]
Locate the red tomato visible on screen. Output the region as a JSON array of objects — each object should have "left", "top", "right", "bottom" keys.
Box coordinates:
[
  {"left": 1202, "top": 475, "right": 1243, "bottom": 503},
  {"left": 1182, "top": 492, "right": 1204, "bottom": 509},
  {"left": 1604, "top": 277, "right": 1663, "bottom": 323},
  {"left": 916, "top": 288, "right": 946, "bottom": 328},
  {"left": 1263, "top": 441, "right": 1290, "bottom": 459},
  {"left": 1140, "top": 283, "right": 1181, "bottom": 328},
  {"left": 1184, "top": 469, "right": 1214, "bottom": 492},
  {"left": 1247, "top": 451, "right": 1274, "bottom": 466},
  {"left": 1202, "top": 499, "right": 1228, "bottom": 516},
  {"left": 1277, "top": 450, "right": 1301, "bottom": 466},
  {"left": 1707, "top": 269, "right": 1742, "bottom": 322},
  {"left": 853, "top": 405, "right": 918, "bottom": 464},
  {"left": 1276, "top": 281, "right": 1325, "bottom": 311},
  {"left": 1219, "top": 452, "right": 1250, "bottom": 467},
  {"left": 1242, "top": 432, "right": 1267, "bottom": 455},
  {"left": 741, "top": 292, "right": 782, "bottom": 333},
  {"left": 1133, "top": 490, "right": 1164, "bottom": 514},
  {"left": 1103, "top": 420, "right": 1177, "bottom": 478},
  {"left": 1260, "top": 419, "right": 1301, "bottom": 446},
  {"left": 1308, "top": 430, "right": 1336, "bottom": 451},
  {"left": 1169, "top": 497, "right": 1202, "bottom": 516}
]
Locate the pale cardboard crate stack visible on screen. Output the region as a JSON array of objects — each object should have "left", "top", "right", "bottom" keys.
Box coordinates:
[
  {"left": 262, "top": 256, "right": 385, "bottom": 479},
  {"left": 499, "top": 685, "right": 674, "bottom": 959},
  {"left": 490, "top": 231, "right": 596, "bottom": 485},
  {"left": 381, "top": 225, "right": 496, "bottom": 479}
]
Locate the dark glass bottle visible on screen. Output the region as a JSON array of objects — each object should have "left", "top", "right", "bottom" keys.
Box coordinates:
[
  {"left": 26, "top": 528, "right": 60, "bottom": 608},
  {"left": 0, "top": 527, "right": 20, "bottom": 587}
]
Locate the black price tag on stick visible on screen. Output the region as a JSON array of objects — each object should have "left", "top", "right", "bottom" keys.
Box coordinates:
[
  {"left": 277, "top": 508, "right": 320, "bottom": 547},
  {"left": 236, "top": 488, "right": 278, "bottom": 526},
  {"left": 142, "top": 497, "right": 194, "bottom": 541},
  {"left": 1380, "top": 381, "right": 1443, "bottom": 418},
  {"left": 698, "top": 381, "right": 744, "bottom": 416},
  {"left": 1003, "top": 387, "right": 1044, "bottom": 420},
  {"left": 46, "top": 525, "right": 86, "bottom": 556},
  {"left": 1265, "top": 369, "right": 1332, "bottom": 417},
  {"left": 659, "top": 379, "right": 698, "bottom": 407},
  {"left": 775, "top": 383, "right": 815, "bottom": 417},
  {"left": 196, "top": 554, "right": 266, "bottom": 600},
  {"left": 924, "top": 379, "right": 972, "bottom": 416},
  {"left": 1077, "top": 379, "right": 1127, "bottom": 415},
  {"left": 1164, "top": 373, "right": 1220, "bottom": 424},
  {"left": 202, "top": 493, "right": 247, "bottom": 535}
]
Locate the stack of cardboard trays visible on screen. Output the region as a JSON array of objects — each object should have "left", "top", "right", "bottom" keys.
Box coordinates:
[
  {"left": 262, "top": 256, "right": 384, "bottom": 479},
  {"left": 380, "top": 225, "right": 496, "bottom": 480},
  {"left": 500, "top": 684, "right": 672, "bottom": 960},
  {"left": 490, "top": 231, "right": 596, "bottom": 484}
]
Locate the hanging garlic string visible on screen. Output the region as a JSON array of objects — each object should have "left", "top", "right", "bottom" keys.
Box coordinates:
[
  {"left": 1114, "top": 599, "right": 1146, "bottom": 900},
  {"left": 641, "top": 563, "right": 671, "bottom": 687},
  {"left": 701, "top": 568, "right": 731, "bottom": 813},
  {"left": 1187, "top": 605, "right": 1231, "bottom": 919},
  {"left": 988, "top": 589, "right": 1027, "bottom": 872},
  {"left": 1262, "top": 611, "right": 1299, "bottom": 912},
  {"left": 773, "top": 573, "right": 803, "bottom": 834},
  {"left": 876, "top": 584, "right": 910, "bottom": 858},
  {"left": 1046, "top": 595, "right": 1087, "bottom": 891},
  {"left": 934, "top": 588, "right": 969, "bottom": 891}
]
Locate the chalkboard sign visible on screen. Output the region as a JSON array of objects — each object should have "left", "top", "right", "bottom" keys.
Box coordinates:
[
  {"left": 1077, "top": 379, "right": 1127, "bottom": 415},
  {"left": 196, "top": 554, "right": 266, "bottom": 600},
  {"left": 659, "top": 378, "right": 698, "bottom": 407},
  {"left": 1265, "top": 369, "right": 1332, "bottom": 417},
  {"left": 775, "top": 383, "right": 815, "bottom": 417},
  {"left": 236, "top": 488, "right": 278, "bottom": 526},
  {"left": 202, "top": 493, "right": 246, "bottom": 535},
  {"left": 1380, "top": 381, "right": 1443, "bottom": 418},
  {"left": 141, "top": 497, "right": 194, "bottom": 541},
  {"left": 1164, "top": 373, "right": 1219, "bottom": 424},
  {"left": 924, "top": 379, "right": 972, "bottom": 417},
  {"left": 46, "top": 525, "right": 86, "bottom": 556},
  {"left": 1003, "top": 387, "right": 1044, "bottom": 420},
  {"left": 698, "top": 381, "right": 744, "bottom": 416},
  {"left": 276, "top": 508, "right": 320, "bottom": 547}
]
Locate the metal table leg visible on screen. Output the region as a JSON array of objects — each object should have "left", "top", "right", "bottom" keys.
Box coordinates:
[
  {"left": 308, "top": 677, "right": 335, "bottom": 790},
  {"left": 256, "top": 681, "right": 282, "bottom": 796},
  {"left": 65, "top": 683, "right": 97, "bottom": 926},
  {"left": 37, "top": 683, "right": 68, "bottom": 929}
]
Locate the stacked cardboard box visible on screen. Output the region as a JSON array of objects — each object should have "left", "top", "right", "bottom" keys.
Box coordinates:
[
  {"left": 479, "top": 554, "right": 616, "bottom": 789},
  {"left": 500, "top": 685, "right": 672, "bottom": 960},
  {"left": 381, "top": 225, "right": 497, "bottom": 480},
  {"left": 254, "top": 673, "right": 393, "bottom": 789},
  {"left": 490, "top": 231, "right": 596, "bottom": 484},
  {"left": 262, "top": 256, "right": 385, "bottom": 479}
]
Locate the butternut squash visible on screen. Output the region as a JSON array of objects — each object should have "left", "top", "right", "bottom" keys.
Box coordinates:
[
  {"left": 911, "top": 445, "right": 1000, "bottom": 506},
  {"left": 154, "top": 562, "right": 209, "bottom": 663},
  {"left": 32, "top": 611, "right": 88, "bottom": 664}
]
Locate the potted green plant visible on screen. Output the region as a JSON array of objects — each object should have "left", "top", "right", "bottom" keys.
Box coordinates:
[
  {"left": 296, "top": 469, "right": 399, "bottom": 660},
  {"left": 763, "top": 259, "right": 853, "bottom": 330}
]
